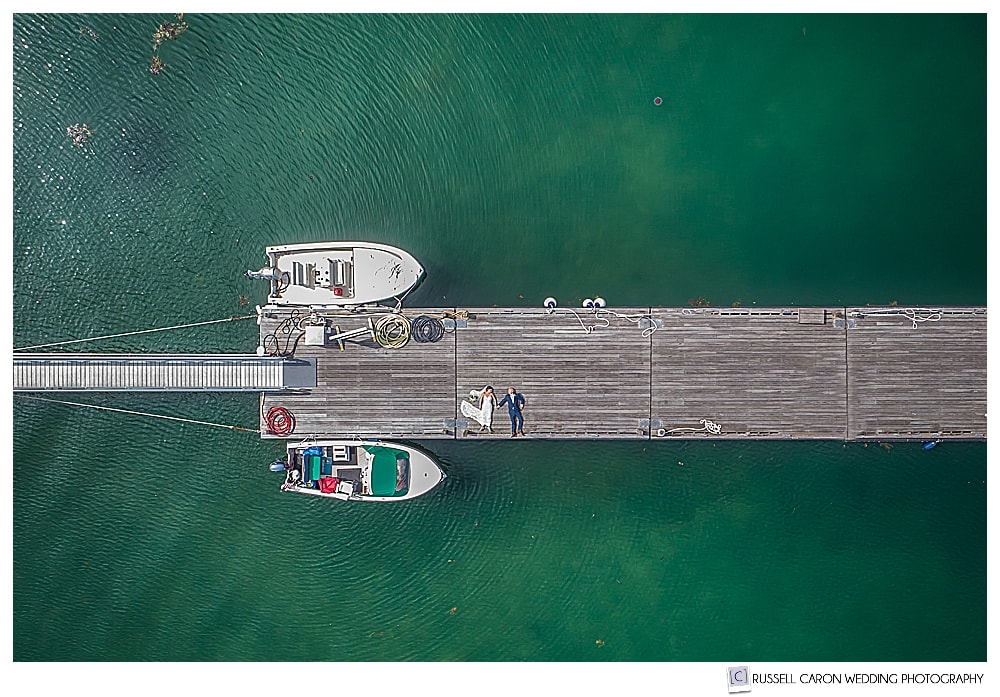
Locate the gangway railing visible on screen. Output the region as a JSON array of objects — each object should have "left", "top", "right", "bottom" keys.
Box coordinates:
[{"left": 12, "top": 354, "right": 316, "bottom": 392}]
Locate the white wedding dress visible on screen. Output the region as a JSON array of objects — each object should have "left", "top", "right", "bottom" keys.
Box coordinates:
[{"left": 460, "top": 388, "right": 496, "bottom": 428}]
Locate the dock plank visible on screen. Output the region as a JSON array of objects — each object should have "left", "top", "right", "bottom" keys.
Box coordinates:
[
  {"left": 259, "top": 311, "right": 456, "bottom": 439},
  {"left": 846, "top": 308, "right": 987, "bottom": 439},
  {"left": 650, "top": 308, "right": 848, "bottom": 439},
  {"left": 454, "top": 308, "right": 651, "bottom": 439}
]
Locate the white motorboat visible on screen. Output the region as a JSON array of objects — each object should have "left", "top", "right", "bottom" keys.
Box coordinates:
[
  {"left": 246, "top": 241, "right": 424, "bottom": 307},
  {"left": 269, "top": 439, "right": 446, "bottom": 502}
]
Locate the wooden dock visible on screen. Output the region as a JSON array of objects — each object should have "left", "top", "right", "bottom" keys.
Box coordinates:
[
  {"left": 845, "top": 307, "right": 987, "bottom": 439},
  {"left": 257, "top": 305, "right": 985, "bottom": 442}
]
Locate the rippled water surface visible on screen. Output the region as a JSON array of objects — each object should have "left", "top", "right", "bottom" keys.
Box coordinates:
[{"left": 12, "top": 13, "right": 986, "bottom": 661}]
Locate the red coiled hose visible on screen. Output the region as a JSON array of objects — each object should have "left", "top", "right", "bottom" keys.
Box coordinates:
[{"left": 265, "top": 406, "right": 295, "bottom": 436}]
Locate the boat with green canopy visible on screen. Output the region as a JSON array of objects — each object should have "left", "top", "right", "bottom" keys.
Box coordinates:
[{"left": 270, "top": 438, "right": 445, "bottom": 502}]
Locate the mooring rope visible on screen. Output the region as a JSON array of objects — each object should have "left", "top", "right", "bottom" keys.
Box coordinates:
[
  {"left": 13, "top": 314, "right": 257, "bottom": 352},
  {"left": 901, "top": 308, "right": 943, "bottom": 328},
  {"left": 16, "top": 395, "right": 260, "bottom": 433},
  {"left": 560, "top": 307, "right": 610, "bottom": 335},
  {"left": 260, "top": 309, "right": 307, "bottom": 356},
  {"left": 555, "top": 307, "right": 660, "bottom": 337},
  {"left": 418, "top": 309, "right": 469, "bottom": 333},
  {"left": 851, "top": 308, "right": 944, "bottom": 329},
  {"left": 662, "top": 419, "right": 723, "bottom": 435},
  {"left": 597, "top": 308, "right": 661, "bottom": 337},
  {"left": 399, "top": 308, "right": 469, "bottom": 329}
]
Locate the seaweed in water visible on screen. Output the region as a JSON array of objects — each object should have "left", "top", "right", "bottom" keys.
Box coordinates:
[
  {"left": 149, "top": 13, "right": 188, "bottom": 76},
  {"left": 152, "top": 14, "right": 188, "bottom": 51},
  {"left": 66, "top": 123, "right": 92, "bottom": 147}
]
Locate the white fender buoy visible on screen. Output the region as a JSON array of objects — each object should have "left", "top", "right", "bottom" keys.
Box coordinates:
[
  {"left": 594, "top": 297, "right": 607, "bottom": 308},
  {"left": 582, "top": 298, "right": 595, "bottom": 308}
]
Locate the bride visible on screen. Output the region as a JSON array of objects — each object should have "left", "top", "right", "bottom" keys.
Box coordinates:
[{"left": 460, "top": 385, "right": 497, "bottom": 432}]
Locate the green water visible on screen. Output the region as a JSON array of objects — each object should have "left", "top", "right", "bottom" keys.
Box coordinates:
[{"left": 12, "top": 14, "right": 986, "bottom": 661}]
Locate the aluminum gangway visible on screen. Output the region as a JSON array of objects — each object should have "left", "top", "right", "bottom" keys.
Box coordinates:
[{"left": 12, "top": 354, "right": 316, "bottom": 392}]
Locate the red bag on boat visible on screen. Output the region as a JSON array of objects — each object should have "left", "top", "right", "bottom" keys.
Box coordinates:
[{"left": 319, "top": 476, "right": 340, "bottom": 493}]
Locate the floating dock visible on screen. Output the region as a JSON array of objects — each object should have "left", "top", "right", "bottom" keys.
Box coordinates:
[{"left": 257, "top": 306, "right": 986, "bottom": 441}]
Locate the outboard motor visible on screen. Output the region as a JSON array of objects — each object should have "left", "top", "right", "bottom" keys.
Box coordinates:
[
  {"left": 246, "top": 266, "right": 282, "bottom": 281},
  {"left": 268, "top": 459, "right": 288, "bottom": 472}
]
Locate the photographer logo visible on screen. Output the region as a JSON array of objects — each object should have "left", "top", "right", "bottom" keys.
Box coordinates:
[{"left": 727, "top": 666, "right": 751, "bottom": 693}]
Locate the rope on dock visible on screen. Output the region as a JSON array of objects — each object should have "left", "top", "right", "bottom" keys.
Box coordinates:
[
  {"left": 904, "top": 309, "right": 943, "bottom": 328},
  {"left": 855, "top": 308, "right": 944, "bottom": 329},
  {"left": 264, "top": 406, "right": 295, "bottom": 436},
  {"left": 261, "top": 309, "right": 308, "bottom": 356},
  {"left": 406, "top": 309, "right": 468, "bottom": 334},
  {"left": 410, "top": 315, "right": 445, "bottom": 343},
  {"left": 555, "top": 307, "right": 661, "bottom": 337},
  {"left": 372, "top": 314, "right": 411, "bottom": 349},
  {"left": 16, "top": 395, "right": 261, "bottom": 433},
  {"left": 561, "top": 307, "right": 608, "bottom": 335},
  {"left": 13, "top": 314, "right": 258, "bottom": 352},
  {"left": 661, "top": 419, "right": 723, "bottom": 436},
  {"left": 437, "top": 309, "right": 470, "bottom": 322},
  {"left": 393, "top": 308, "right": 468, "bottom": 327}
]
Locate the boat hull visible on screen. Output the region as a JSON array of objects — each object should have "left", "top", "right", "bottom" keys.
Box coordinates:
[
  {"left": 259, "top": 241, "right": 424, "bottom": 307},
  {"left": 277, "top": 439, "right": 445, "bottom": 502}
]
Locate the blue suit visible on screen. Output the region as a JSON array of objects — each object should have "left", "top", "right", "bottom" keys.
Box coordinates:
[{"left": 497, "top": 392, "right": 525, "bottom": 434}]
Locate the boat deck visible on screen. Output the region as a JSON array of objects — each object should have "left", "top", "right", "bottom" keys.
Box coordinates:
[{"left": 258, "top": 306, "right": 986, "bottom": 441}]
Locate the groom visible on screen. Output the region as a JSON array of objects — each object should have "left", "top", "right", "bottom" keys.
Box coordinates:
[{"left": 497, "top": 386, "right": 526, "bottom": 437}]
